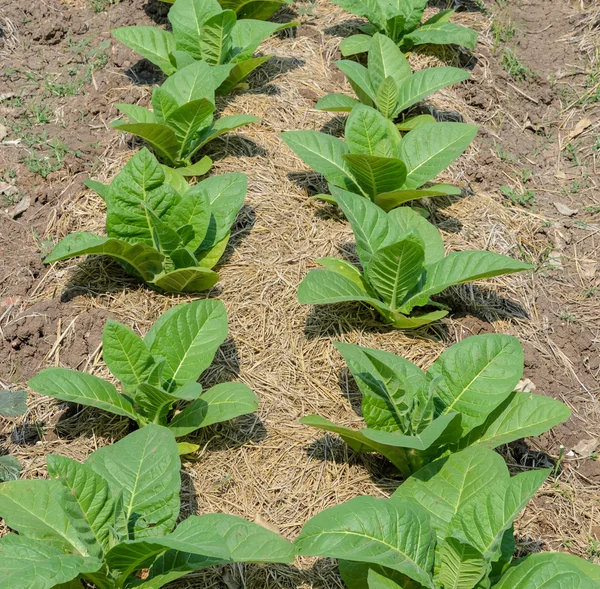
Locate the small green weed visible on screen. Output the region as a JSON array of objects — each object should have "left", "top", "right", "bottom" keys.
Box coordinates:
[
  {"left": 559, "top": 310, "right": 575, "bottom": 323},
  {"left": 501, "top": 48, "right": 535, "bottom": 81},
  {"left": 25, "top": 139, "right": 70, "bottom": 178},
  {"left": 500, "top": 185, "right": 536, "bottom": 207}
]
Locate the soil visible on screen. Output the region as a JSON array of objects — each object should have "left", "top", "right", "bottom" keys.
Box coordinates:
[{"left": 0, "top": 0, "right": 599, "bottom": 584}]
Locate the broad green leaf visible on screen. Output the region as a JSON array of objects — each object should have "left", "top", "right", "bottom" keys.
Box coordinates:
[
  {"left": 0, "top": 535, "right": 102, "bottom": 589},
  {"left": 216, "top": 55, "right": 270, "bottom": 94},
  {"left": 396, "top": 114, "right": 437, "bottom": 132},
  {"left": 403, "top": 21, "right": 478, "bottom": 51},
  {"left": 375, "top": 184, "right": 461, "bottom": 211},
  {"left": 367, "top": 569, "right": 405, "bottom": 589},
  {"left": 0, "top": 480, "right": 91, "bottom": 555},
  {"left": 368, "top": 33, "right": 411, "bottom": 90},
  {"left": 47, "top": 455, "right": 117, "bottom": 554},
  {"left": 169, "top": 49, "right": 197, "bottom": 70},
  {"left": 220, "top": 0, "right": 289, "bottom": 20},
  {"left": 169, "top": 0, "right": 222, "bottom": 60},
  {"left": 297, "top": 269, "right": 386, "bottom": 310},
  {"left": 168, "top": 382, "right": 258, "bottom": 436},
  {"left": 550, "top": 554, "right": 600, "bottom": 583},
  {"left": 145, "top": 299, "right": 228, "bottom": 389},
  {"left": 385, "top": 14, "right": 407, "bottom": 42},
  {"left": 0, "top": 456, "right": 21, "bottom": 482},
  {"left": 199, "top": 10, "right": 236, "bottom": 65},
  {"left": 44, "top": 233, "right": 164, "bottom": 282},
  {"left": 28, "top": 367, "right": 138, "bottom": 420},
  {"left": 339, "top": 561, "right": 417, "bottom": 589},
  {"left": 171, "top": 381, "right": 204, "bottom": 401},
  {"left": 229, "top": 19, "right": 295, "bottom": 58},
  {"left": 473, "top": 391, "right": 571, "bottom": 449},
  {"left": 394, "top": 67, "right": 470, "bottom": 115},
  {"left": 336, "top": 60, "right": 376, "bottom": 105},
  {"left": 175, "top": 156, "right": 213, "bottom": 177},
  {"left": 194, "top": 114, "right": 260, "bottom": 153},
  {"left": 162, "top": 165, "right": 191, "bottom": 194},
  {"left": 165, "top": 98, "right": 215, "bottom": 159},
  {"left": 365, "top": 237, "right": 425, "bottom": 309},
  {"left": 86, "top": 424, "right": 180, "bottom": 539},
  {"left": 388, "top": 309, "right": 448, "bottom": 329},
  {"left": 281, "top": 130, "right": 354, "bottom": 189},
  {"left": 316, "top": 93, "right": 361, "bottom": 113},
  {"left": 113, "top": 122, "right": 180, "bottom": 165},
  {"left": 393, "top": 446, "right": 507, "bottom": 537},
  {"left": 339, "top": 34, "right": 372, "bottom": 57},
  {"left": 153, "top": 267, "right": 219, "bottom": 292},
  {"left": 317, "top": 257, "right": 369, "bottom": 291},
  {"left": 112, "top": 27, "right": 176, "bottom": 74},
  {"left": 135, "top": 383, "right": 178, "bottom": 424},
  {"left": 343, "top": 154, "right": 407, "bottom": 199},
  {"left": 161, "top": 60, "right": 217, "bottom": 104},
  {"left": 84, "top": 178, "right": 110, "bottom": 200},
  {"left": 438, "top": 537, "right": 487, "bottom": 589},
  {"left": 376, "top": 77, "right": 399, "bottom": 119},
  {"left": 427, "top": 334, "right": 524, "bottom": 434},
  {"left": 0, "top": 389, "right": 27, "bottom": 417},
  {"left": 115, "top": 103, "right": 155, "bottom": 124},
  {"left": 102, "top": 320, "right": 154, "bottom": 392},
  {"left": 196, "top": 231, "right": 230, "bottom": 268},
  {"left": 399, "top": 123, "right": 478, "bottom": 189},
  {"left": 345, "top": 104, "right": 391, "bottom": 155},
  {"left": 296, "top": 495, "right": 435, "bottom": 589}
]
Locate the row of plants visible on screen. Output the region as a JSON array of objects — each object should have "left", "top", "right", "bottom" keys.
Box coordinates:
[{"left": 2, "top": 0, "right": 599, "bottom": 587}]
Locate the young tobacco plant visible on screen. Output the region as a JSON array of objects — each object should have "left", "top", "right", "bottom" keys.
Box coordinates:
[
  {"left": 45, "top": 148, "right": 247, "bottom": 293},
  {"left": 316, "top": 33, "right": 470, "bottom": 120},
  {"left": 295, "top": 445, "right": 600, "bottom": 589},
  {"left": 297, "top": 191, "right": 532, "bottom": 328},
  {"left": 282, "top": 104, "right": 477, "bottom": 211},
  {"left": 0, "top": 390, "right": 27, "bottom": 482},
  {"left": 113, "top": 0, "right": 296, "bottom": 95},
  {"left": 28, "top": 300, "right": 258, "bottom": 452},
  {"left": 0, "top": 425, "right": 296, "bottom": 588},
  {"left": 334, "top": 0, "right": 478, "bottom": 57},
  {"left": 162, "top": 0, "right": 292, "bottom": 21},
  {"left": 302, "top": 334, "right": 570, "bottom": 476},
  {"left": 112, "top": 60, "right": 259, "bottom": 169}
]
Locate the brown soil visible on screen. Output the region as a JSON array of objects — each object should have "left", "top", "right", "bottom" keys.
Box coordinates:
[{"left": 0, "top": 0, "right": 599, "bottom": 585}]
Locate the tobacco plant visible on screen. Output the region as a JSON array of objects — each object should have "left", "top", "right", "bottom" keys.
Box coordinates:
[
  {"left": 317, "top": 33, "right": 470, "bottom": 120},
  {"left": 333, "top": 0, "right": 478, "bottom": 57},
  {"left": 282, "top": 104, "right": 477, "bottom": 210},
  {"left": 112, "top": 61, "right": 259, "bottom": 169},
  {"left": 296, "top": 445, "right": 600, "bottom": 589},
  {"left": 0, "top": 424, "right": 295, "bottom": 588},
  {"left": 297, "top": 191, "right": 532, "bottom": 328},
  {"left": 113, "top": 0, "right": 296, "bottom": 95},
  {"left": 28, "top": 300, "right": 257, "bottom": 453},
  {"left": 0, "top": 390, "right": 27, "bottom": 482},
  {"left": 302, "top": 335, "right": 570, "bottom": 476},
  {"left": 45, "top": 149, "right": 246, "bottom": 293},
  {"left": 162, "top": 0, "right": 292, "bottom": 21}
]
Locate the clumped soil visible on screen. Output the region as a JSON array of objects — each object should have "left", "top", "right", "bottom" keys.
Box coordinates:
[{"left": 0, "top": 0, "right": 599, "bottom": 585}]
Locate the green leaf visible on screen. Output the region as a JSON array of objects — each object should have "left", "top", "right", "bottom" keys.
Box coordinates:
[
  {"left": 345, "top": 104, "right": 391, "bottom": 155},
  {"left": 472, "top": 391, "right": 571, "bottom": 449},
  {"left": 339, "top": 34, "right": 372, "bottom": 57},
  {"left": 161, "top": 60, "right": 218, "bottom": 104},
  {"left": 161, "top": 165, "right": 191, "bottom": 194},
  {"left": 47, "top": 455, "right": 117, "bottom": 554},
  {"left": 164, "top": 184, "right": 212, "bottom": 252},
  {"left": 168, "top": 382, "right": 258, "bottom": 436},
  {"left": 368, "top": 33, "right": 411, "bottom": 90},
  {"left": 175, "top": 156, "right": 213, "bottom": 177},
  {"left": 336, "top": 60, "right": 376, "bottom": 105},
  {"left": 376, "top": 77, "right": 399, "bottom": 119},
  {"left": 396, "top": 114, "right": 437, "bottom": 131},
  {"left": 28, "top": 367, "right": 138, "bottom": 420},
  {"left": 365, "top": 237, "right": 425, "bottom": 309},
  {"left": 343, "top": 154, "right": 407, "bottom": 198},
  {"left": 216, "top": 55, "right": 270, "bottom": 94},
  {"left": 145, "top": 299, "right": 228, "bottom": 390},
  {"left": 0, "top": 535, "right": 102, "bottom": 589},
  {"left": 113, "top": 122, "right": 180, "bottom": 165},
  {"left": 194, "top": 114, "right": 260, "bottom": 153},
  {"left": 44, "top": 233, "right": 164, "bottom": 282},
  {"left": 220, "top": 0, "right": 289, "bottom": 20},
  {"left": 316, "top": 93, "right": 361, "bottom": 112},
  {"left": 0, "top": 456, "right": 21, "bottom": 482},
  {"left": 339, "top": 561, "right": 415, "bottom": 589},
  {"left": 135, "top": 383, "right": 179, "bottom": 424},
  {"left": 295, "top": 495, "right": 435, "bottom": 589},
  {"left": 199, "top": 10, "right": 236, "bottom": 65},
  {"left": 0, "top": 389, "right": 27, "bottom": 417},
  {"left": 84, "top": 178, "right": 110, "bottom": 200},
  {"left": 153, "top": 267, "right": 220, "bottom": 292},
  {"left": 399, "top": 122, "right": 478, "bottom": 189},
  {"left": 102, "top": 320, "right": 155, "bottom": 392},
  {"left": 0, "top": 480, "right": 92, "bottom": 555},
  {"left": 152, "top": 87, "right": 180, "bottom": 124},
  {"left": 394, "top": 67, "right": 470, "bottom": 115},
  {"left": 317, "top": 257, "right": 368, "bottom": 291},
  {"left": 281, "top": 130, "right": 354, "bottom": 189},
  {"left": 393, "top": 446, "right": 507, "bottom": 537},
  {"left": 115, "top": 103, "right": 155, "bottom": 124},
  {"left": 169, "top": 0, "right": 222, "bottom": 60},
  {"left": 165, "top": 98, "right": 215, "bottom": 159},
  {"left": 196, "top": 232, "right": 230, "bottom": 268},
  {"left": 112, "top": 27, "right": 176, "bottom": 74},
  {"left": 427, "top": 334, "right": 524, "bottom": 434},
  {"left": 86, "top": 424, "right": 180, "bottom": 539},
  {"left": 367, "top": 569, "right": 405, "bottom": 589},
  {"left": 375, "top": 184, "right": 461, "bottom": 211},
  {"left": 403, "top": 21, "right": 478, "bottom": 51},
  {"left": 438, "top": 537, "right": 487, "bottom": 589}
]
